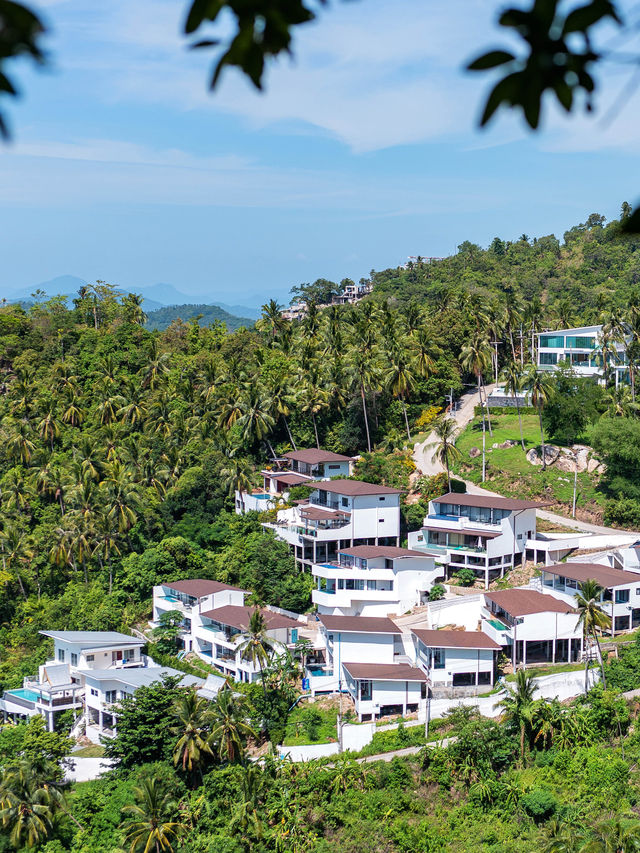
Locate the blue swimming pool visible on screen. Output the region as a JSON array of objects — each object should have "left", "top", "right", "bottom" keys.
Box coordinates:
[{"left": 6, "top": 688, "right": 40, "bottom": 703}]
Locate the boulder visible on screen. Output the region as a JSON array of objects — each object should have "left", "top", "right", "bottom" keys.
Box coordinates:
[
  {"left": 526, "top": 445, "right": 560, "bottom": 466},
  {"left": 555, "top": 455, "right": 577, "bottom": 473},
  {"left": 526, "top": 448, "right": 541, "bottom": 466},
  {"left": 587, "top": 457, "right": 604, "bottom": 474},
  {"left": 498, "top": 439, "right": 518, "bottom": 449},
  {"left": 469, "top": 447, "right": 481, "bottom": 459}
]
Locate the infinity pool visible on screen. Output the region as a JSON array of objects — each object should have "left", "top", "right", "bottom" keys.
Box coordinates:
[{"left": 6, "top": 688, "right": 40, "bottom": 703}]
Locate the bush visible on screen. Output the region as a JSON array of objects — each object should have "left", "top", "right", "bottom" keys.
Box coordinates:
[
  {"left": 429, "top": 584, "right": 446, "bottom": 601},
  {"left": 301, "top": 708, "right": 322, "bottom": 741},
  {"left": 521, "top": 788, "right": 557, "bottom": 822},
  {"left": 453, "top": 568, "right": 476, "bottom": 587}
]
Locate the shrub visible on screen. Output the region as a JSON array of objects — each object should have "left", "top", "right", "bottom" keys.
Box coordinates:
[
  {"left": 429, "top": 584, "right": 446, "bottom": 601},
  {"left": 301, "top": 708, "right": 323, "bottom": 742},
  {"left": 521, "top": 788, "right": 558, "bottom": 822},
  {"left": 453, "top": 568, "right": 476, "bottom": 587}
]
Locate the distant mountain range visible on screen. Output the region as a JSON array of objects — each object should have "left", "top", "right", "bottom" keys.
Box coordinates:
[
  {"left": 1, "top": 275, "right": 262, "bottom": 321},
  {"left": 145, "top": 304, "right": 254, "bottom": 332}
]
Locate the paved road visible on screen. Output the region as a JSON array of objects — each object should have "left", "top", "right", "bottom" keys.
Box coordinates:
[
  {"left": 412, "top": 386, "right": 487, "bottom": 476},
  {"left": 413, "top": 389, "right": 640, "bottom": 538}
]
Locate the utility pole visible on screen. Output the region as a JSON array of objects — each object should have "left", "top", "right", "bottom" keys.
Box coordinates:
[
  {"left": 482, "top": 409, "right": 486, "bottom": 483},
  {"left": 572, "top": 456, "right": 578, "bottom": 519},
  {"left": 519, "top": 324, "right": 525, "bottom": 367},
  {"left": 424, "top": 685, "right": 432, "bottom": 740}
]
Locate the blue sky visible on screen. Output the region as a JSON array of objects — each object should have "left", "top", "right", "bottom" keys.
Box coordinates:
[{"left": 0, "top": 0, "right": 638, "bottom": 307}]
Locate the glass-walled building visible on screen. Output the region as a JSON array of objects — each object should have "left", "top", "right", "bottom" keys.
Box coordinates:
[{"left": 537, "top": 325, "right": 628, "bottom": 385}]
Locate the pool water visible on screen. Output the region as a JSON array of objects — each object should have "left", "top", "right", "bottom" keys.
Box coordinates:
[
  {"left": 487, "top": 618, "right": 508, "bottom": 631},
  {"left": 7, "top": 688, "right": 40, "bottom": 703}
]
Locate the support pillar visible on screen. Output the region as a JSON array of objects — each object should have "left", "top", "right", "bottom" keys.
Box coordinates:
[
  {"left": 98, "top": 710, "right": 104, "bottom": 732},
  {"left": 552, "top": 639, "right": 556, "bottom": 664},
  {"left": 522, "top": 641, "right": 527, "bottom": 670}
]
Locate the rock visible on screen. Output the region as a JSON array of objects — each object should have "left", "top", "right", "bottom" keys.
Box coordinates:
[
  {"left": 498, "top": 439, "right": 518, "bottom": 449},
  {"left": 526, "top": 445, "right": 560, "bottom": 466},
  {"left": 555, "top": 456, "right": 577, "bottom": 473},
  {"left": 587, "top": 457, "right": 604, "bottom": 474},
  {"left": 469, "top": 447, "right": 481, "bottom": 459},
  {"left": 492, "top": 443, "right": 499, "bottom": 449}
]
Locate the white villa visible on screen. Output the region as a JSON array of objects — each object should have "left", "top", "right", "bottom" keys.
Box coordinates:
[
  {"left": 0, "top": 630, "right": 204, "bottom": 740},
  {"left": 192, "top": 604, "right": 301, "bottom": 682},
  {"left": 540, "top": 562, "right": 640, "bottom": 635},
  {"left": 408, "top": 492, "right": 547, "bottom": 588},
  {"left": 235, "top": 448, "right": 354, "bottom": 514},
  {"left": 265, "top": 479, "right": 402, "bottom": 571},
  {"left": 307, "top": 614, "right": 426, "bottom": 721},
  {"left": 411, "top": 629, "right": 500, "bottom": 689},
  {"left": 481, "top": 589, "right": 582, "bottom": 667},
  {"left": 312, "top": 544, "right": 441, "bottom": 617},
  {"left": 537, "top": 325, "right": 628, "bottom": 385},
  {"left": 152, "top": 578, "right": 248, "bottom": 651}
]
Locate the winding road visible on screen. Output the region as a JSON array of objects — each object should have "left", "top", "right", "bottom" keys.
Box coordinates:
[{"left": 412, "top": 388, "right": 640, "bottom": 537}]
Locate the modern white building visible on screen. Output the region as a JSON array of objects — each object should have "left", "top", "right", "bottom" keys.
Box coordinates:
[
  {"left": 192, "top": 604, "right": 301, "bottom": 682},
  {"left": 537, "top": 325, "right": 628, "bottom": 385},
  {"left": 408, "top": 492, "right": 547, "bottom": 588},
  {"left": 152, "top": 579, "right": 248, "bottom": 651},
  {"left": 81, "top": 665, "right": 204, "bottom": 743},
  {"left": 312, "top": 545, "right": 441, "bottom": 617},
  {"left": 481, "top": 589, "right": 582, "bottom": 666},
  {"left": 235, "top": 448, "right": 354, "bottom": 514},
  {"left": 307, "top": 614, "right": 426, "bottom": 721},
  {"left": 411, "top": 629, "right": 500, "bottom": 689},
  {"left": 0, "top": 631, "right": 204, "bottom": 739},
  {"left": 540, "top": 562, "right": 640, "bottom": 635},
  {"left": 265, "top": 479, "right": 402, "bottom": 571}
]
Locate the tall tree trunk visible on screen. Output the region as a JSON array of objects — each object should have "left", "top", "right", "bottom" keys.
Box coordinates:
[
  {"left": 282, "top": 415, "right": 296, "bottom": 450},
  {"left": 445, "top": 453, "right": 451, "bottom": 493},
  {"left": 631, "top": 365, "right": 636, "bottom": 403},
  {"left": 402, "top": 399, "right": 411, "bottom": 440},
  {"left": 311, "top": 413, "right": 320, "bottom": 449},
  {"left": 538, "top": 401, "right": 546, "bottom": 471},
  {"left": 514, "top": 393, "right": 525, "bottom": 451},
  {"left": 592, "top": 628, "right": 607, "bottom": 689},
  {"left": 480, "top": 377, "right": 493, "bottom": 436},
  {"left": 361, "top": 385, "right": 371, "bottom": 452},
  {"left": 584, "top": 634, "right": 590, "bottom": 694}
]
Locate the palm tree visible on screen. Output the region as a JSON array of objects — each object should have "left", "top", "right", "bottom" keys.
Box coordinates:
[
  {"left": 428, "top": 417, "right": 461, "bottom": 492},
  {"left": 259, "top": 298, "right": 284, "bottom": 342},
  {"left": 171, "top": 691, "right": 214, "bottom": 778},
  {"left": 37, "top": 409, "right": 61, "bottom": 451},
  {"left": 237, "top": 386, "right": 276, "bottom": 452},
  {"left": 0, "top": 760, "right": 63, "bottom": 849},
  {"left": 523, "top": 364, "right": 554, "bottom": 470},
  {"left": 220, "top": 453, "right": 254, "bottom": 501},
  {"left": 0, "top": 523, "right": 33, "bottom": 599},
  {"left": 582, "top": 817, "right": 640, "bottom": 853},
  {"left": 142, "top": 339, "right": 170, "bottom": 390},
  {"left": 100, "top": 460, "right": 140, "bottom": 536},
  {"left": 385, "top": 346, "right": 416, "bottom": 440},
  {"left": 120, "top": 776, "right": 185, "bottom": 853},
  {"left": 460, "top": 334, "right": 493, "bottom": 436},
  {"left": 347, "top": 349, "right": 374, "bottom": 452},
  {"left": 236, "top": 610, "right": 279, "bottom": 696},
  {"left": 230, "top": 765, "right": 264, "bottom": 852},
  {"left": 495, "top": 669, "right": 538, "bottom": 762},
  {"left": 299, "top": 375, "right": 329, "bottom": 448},
  {"left": 575, "top": 579, "right": 611, "bottom": 692},
  {"left": 501, "top": 361, "right": 526, "bottom": 451},
  {"left": 209, "top": 688, "right": 256, "bottom": 763}
]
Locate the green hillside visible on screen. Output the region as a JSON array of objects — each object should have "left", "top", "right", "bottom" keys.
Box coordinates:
[{"left": 145, "top": 302, "right": 253, "bottom": 331}]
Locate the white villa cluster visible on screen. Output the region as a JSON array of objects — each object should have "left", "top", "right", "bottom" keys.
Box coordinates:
[
  {"left": 0, "top": 630, "right": 220, "bottom": 742},
  {"left": 537, "top": 324, "right": 628, "bottom": 386}
]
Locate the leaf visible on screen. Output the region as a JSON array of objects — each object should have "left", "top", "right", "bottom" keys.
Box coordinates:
[
  {"left": 467, "top": 50, "right": 516, "bottom": 72},
  {"left": 563, "top": 0, "right": 621, "bottom": 34},
  {"left": 189, "top": 39, "right": 220, "bottom": 49},
  {"left": 479, "top": 73, "right": 520, "bottom": 127},
  {"left": 184, "top": 0, "right": 222, "bottom": 34}
]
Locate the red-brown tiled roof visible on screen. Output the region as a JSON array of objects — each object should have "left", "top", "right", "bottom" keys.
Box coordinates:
[
  {"left": 342, "top": 662, "right": 427, "bottom": 682},
  {"left": 163, "top": 579, "right": 244, "bottom": 598},
  {"left": 338, "top": 545, "right": 432, "bottom": 559},
  {"left": 264, "top": 471, "right": 313, "bottom": 485},
  {"left": 485, "top": 589, "right": 574, "bottom": 616},
  {"left": 542, "top": 562, "right": 640, "bottom": 588},
  {"left": 318, "top": 614, "right": 401, "bottom": 634},
  {"left": 434, "top": 492, "right": 552, "bottom": 510},
  {"left": 200, "top": 606, "right": 300, "bottom": 631},
  {"left": 411, "top": 629, "right": 501, "bottom": 650},
  {"left": 282, "top": 449, "right": 354, "bottom": 464},
  {"left": 306, "top": 479, "right": 402, "bottom": 496}
]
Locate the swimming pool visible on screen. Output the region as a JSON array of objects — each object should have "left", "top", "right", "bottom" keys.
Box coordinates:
[
  {"left": 6, "top": 688, "right": 40, "bottom": 703},
  {"left": 486, "top": 618, "right": 508, "bottom": 632}
]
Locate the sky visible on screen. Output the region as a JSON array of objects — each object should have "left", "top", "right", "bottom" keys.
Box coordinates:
[{"left": 1, "top": 0, "right": 639, "bottom": 307}]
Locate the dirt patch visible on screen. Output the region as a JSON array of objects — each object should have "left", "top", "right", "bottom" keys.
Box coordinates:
[{"left": 489, "top": 561, "right": 540, "bottom": 590}]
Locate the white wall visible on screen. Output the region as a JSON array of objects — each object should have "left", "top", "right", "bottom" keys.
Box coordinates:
[{"left": 414, "top": 638, "right": 494, "bottom": 685}]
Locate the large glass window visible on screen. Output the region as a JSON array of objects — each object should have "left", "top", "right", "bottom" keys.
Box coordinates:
[
  {"left": 565, "top": 336, "right": 596, "bottom": 349},
  {"left": 431, "top": 648, "right": 445, "bottom": 669},
  {"left": 360, "top": 680, "right": 372, "bottom": 700},
  {"left": 539, "top": 352, "right": 558, "bottom": 365},
  {"left": 615, "top": 589, "right": 630, "bottom": 604},
  {"left": 540, "top": 335, "right": 564, "bottom": 348}
]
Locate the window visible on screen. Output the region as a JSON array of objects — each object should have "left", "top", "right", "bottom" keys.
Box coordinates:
[
  {"left": 539, "top": 352, "right": 558, "bottom": 365},
  {"left": 378, "top": 518, "right": 385, "bottom": 523},
  {"left": 71, "top": 653, "right": 78, "bottom": 666},
  {"left": 421, "top": 682, "right": 427, "bottom": 699},
  {"left": 90, "top": 688, "right": 98, "bottom": 697},
  {"left": 86, "top": 654, "right": 94, "bottom": 662},
  {"left": 360, "top": 680, "right": 372, "bottom": 701},
  {"left": 478, "top": 672, "right": 491, "bottom": 685},
  {"left": 105, "top": 690, "right": 117, "bottom": 704},
  {"left": 566, "top": 335, "right": 596, "bottom": 349},
  {"left": 431, "top": 648, "right": 445, "bottom": 669},
  {"left": 328, "top": 464, "right": 340, "bottom": 470},
  {"left": 636, "top": 589, "right": 640, "bottom": 596},
  {"left": 540, "top": 335, "right": 564, "bottom": 348},
  {"left": 341, "top": 497, "right": 349, "bottom": 507},
  {"left": 379, "top": 496, "right": 385, "bottom": 502},
  {"left": 615, "top": 589, "right": 630, "bottom": 604},
  {"left": 384, "top": 559, "right": 393, "bottom": 569},
  {"left": 57, "top": 649, "right": 65, "bottom": 662}
]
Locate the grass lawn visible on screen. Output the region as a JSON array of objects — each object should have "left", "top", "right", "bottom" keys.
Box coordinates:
[
  {"left": 452, "top": 411, "right": 604, "bottom": 513},
  {"left": 73, "top": 744, "right": 105, "bottom": 758},
  {"left": 283, "top": 699, "right": 344, "bottom": 745},
  {"left": 504, "top": 661, "right": 591, "bottom": 681}
]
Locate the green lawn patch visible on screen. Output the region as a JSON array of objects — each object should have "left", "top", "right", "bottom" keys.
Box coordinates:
[
  {"left": 283, "top": 700, "right": 343, "bottom": 745},
  {"left": 452, "top": 412, "right": 604, "bottom": 511},
  {"left": 504, "top": 661, "right": 589, "bottom": 681},
  {"left": 73, "top": 745, "right": 105, "bottom": 758}
]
